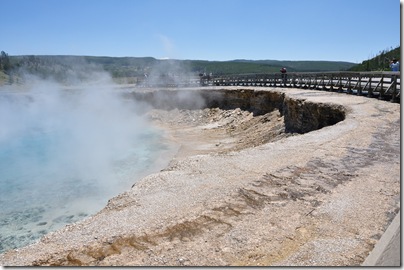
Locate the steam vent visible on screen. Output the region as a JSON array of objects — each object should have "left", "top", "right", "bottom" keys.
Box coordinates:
[{"left": 0, "top": 86, "right": 400, "bottom": 266}]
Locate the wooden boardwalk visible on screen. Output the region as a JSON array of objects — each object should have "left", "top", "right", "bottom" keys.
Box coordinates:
[
  {"left": 206, "top": 71, "right": 400, "bottom": 102},
  {"left": 135, "top": 71, "right": 400, "bottom": 103}
]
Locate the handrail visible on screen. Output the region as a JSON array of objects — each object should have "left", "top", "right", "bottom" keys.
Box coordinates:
[
  {"left": 206, "top": 71, "right": 400, "bottom": 102},
  {"left": 135, "top": 71, "right": 400, "bottom": 103}
]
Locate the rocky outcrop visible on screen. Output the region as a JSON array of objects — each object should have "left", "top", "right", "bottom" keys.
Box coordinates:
[
  {"left": 282, "top": 96, "right": 346, "bottom": 133},
  {"left": 127, "top": 88, "right": 346, "bottom": 134}
]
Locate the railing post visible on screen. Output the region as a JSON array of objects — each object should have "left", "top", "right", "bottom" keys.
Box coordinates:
[
  {"left": 321, "top": 75, "right": 326, "bottom": 90},
  {"left": 302, "top": 76, "right": 306, "bottom": 88},
  {"left": 313, "top": 75, "right": 316, "bottom": 89},
  {"left": 379, "top": 75, "right": 387, "bottom": 98},
  {"left": 357, "top": 75, "right": 362, "bottom": 95},
  {"left": 329, "top": 74, "right": 334, "bottom": 91},
  {"left": 367, "top": 76, "right": 373, "bottom": 97},
  {"left": 313, "top": 75, "right": 317, "bottom": 89},
  {"left": 380, "top": 75, "right": 384, "bottom": 97},
  {"left": 390, "top": 74, "right": 397, "bottom": 102},
  {"left": 347, "top": 75, "right": 352, "bottom": 94},
  {"left": 337, "top": 74, "right": 343, "bottom": 92}
]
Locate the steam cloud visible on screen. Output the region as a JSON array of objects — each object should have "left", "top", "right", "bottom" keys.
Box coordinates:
[
  {"left": 0, "top": 69, "right": 161, "bottom": 214},
  {"left": 0, "top": 58, "right": 208, "bottom": 253}
]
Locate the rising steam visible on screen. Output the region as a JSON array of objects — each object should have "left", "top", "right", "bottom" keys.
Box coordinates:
[
  {"left": 0, "top": 66, "right": 172, "bottom": 253},
  {"left": 0, "top": 57, "right": 209, "bottom": 253}
]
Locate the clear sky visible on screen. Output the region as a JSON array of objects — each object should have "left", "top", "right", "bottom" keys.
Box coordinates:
[{"left": 1, "top": 0, "right": 401, "bottom": 63}]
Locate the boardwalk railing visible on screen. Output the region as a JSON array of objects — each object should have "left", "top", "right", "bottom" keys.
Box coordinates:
[
  {"left": 206, "top": 71, "right": 400, "bottom": 102},
  {"left": 136, "top": 71, "right": 400, "bottom": 102}
]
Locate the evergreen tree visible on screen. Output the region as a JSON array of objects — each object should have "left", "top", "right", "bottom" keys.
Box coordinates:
[{"left": 0, "top": 51, "right": 11, "bottom": 71}]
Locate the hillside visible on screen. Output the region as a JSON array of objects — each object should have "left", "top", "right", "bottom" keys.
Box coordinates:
[
  {"left": 3, "top": 48, "right": 403, "bottom": 86},
  {"left": 232, "top": 59, "right": 355, "bottom": 72},
  {"left": 348, "top": 46, "right": 400, "bottom": 71},
  {"left": 0, "top": 70, "right": 9, "bottom": 86},
  {"left": 3, "top": 55, "right": 356, "bottom": 84},
  {"left": 185, "top": 59, "right": 355, "bottom": 74},
  {"left": 2, "top": 47, "right": 402, "bottom": 86}
]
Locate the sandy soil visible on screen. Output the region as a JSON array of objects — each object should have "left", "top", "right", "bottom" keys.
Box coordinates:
[{"left": 0, "top": 87, "right": 400, "bottom": 266}]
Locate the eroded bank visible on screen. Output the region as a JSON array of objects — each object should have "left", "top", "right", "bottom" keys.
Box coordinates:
[{"left": 126, "top": 87, "right": 346, "bottom": 134}]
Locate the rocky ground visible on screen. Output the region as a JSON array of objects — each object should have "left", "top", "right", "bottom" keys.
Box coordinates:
[
  {"left": 0, "top": 87, "right": 400, "bottom": 266},
  {"left": 147, "top": 107, "right": 293, "bottom": 158}
]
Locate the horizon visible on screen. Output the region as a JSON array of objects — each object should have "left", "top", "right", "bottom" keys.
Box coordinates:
[
  {"left": 8, "top": 53, "right": 361, "bottom": 64},
  {"left": 1, "top": 0, "right": 400, "bottom": 64}
]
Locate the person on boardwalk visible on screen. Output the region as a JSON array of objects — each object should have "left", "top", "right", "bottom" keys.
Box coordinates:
[
  {"left": 280, "top": 67, "right": 287, "bottom": 86},
  {"left": 390, "top": 58, "right": 400, "bottom": 71}
]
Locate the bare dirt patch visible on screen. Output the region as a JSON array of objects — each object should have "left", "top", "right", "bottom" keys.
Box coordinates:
[{"left": 147, "top": 107, "right": 293, "bottom": 158}]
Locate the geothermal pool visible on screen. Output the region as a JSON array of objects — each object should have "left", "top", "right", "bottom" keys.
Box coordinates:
[{"left": 0, "top": 83, "right": 171, "bottom": 254}]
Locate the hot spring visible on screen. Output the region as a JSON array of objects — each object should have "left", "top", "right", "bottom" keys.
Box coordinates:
[{"left": 0, "top": 82, "right": 173, "bottom": 254}]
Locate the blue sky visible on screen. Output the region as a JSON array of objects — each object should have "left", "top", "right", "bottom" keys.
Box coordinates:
[{"left": 1, "top": 0, "right": 401, "bottom": 63}]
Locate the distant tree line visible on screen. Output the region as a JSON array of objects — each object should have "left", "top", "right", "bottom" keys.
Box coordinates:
[{"left": 0, "top": 46, "right": 400, "bottom": 85}]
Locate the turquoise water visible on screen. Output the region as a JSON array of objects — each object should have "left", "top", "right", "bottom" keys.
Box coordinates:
[{"left": 0, "top": 85, "right": 168, "bottom": 254}]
